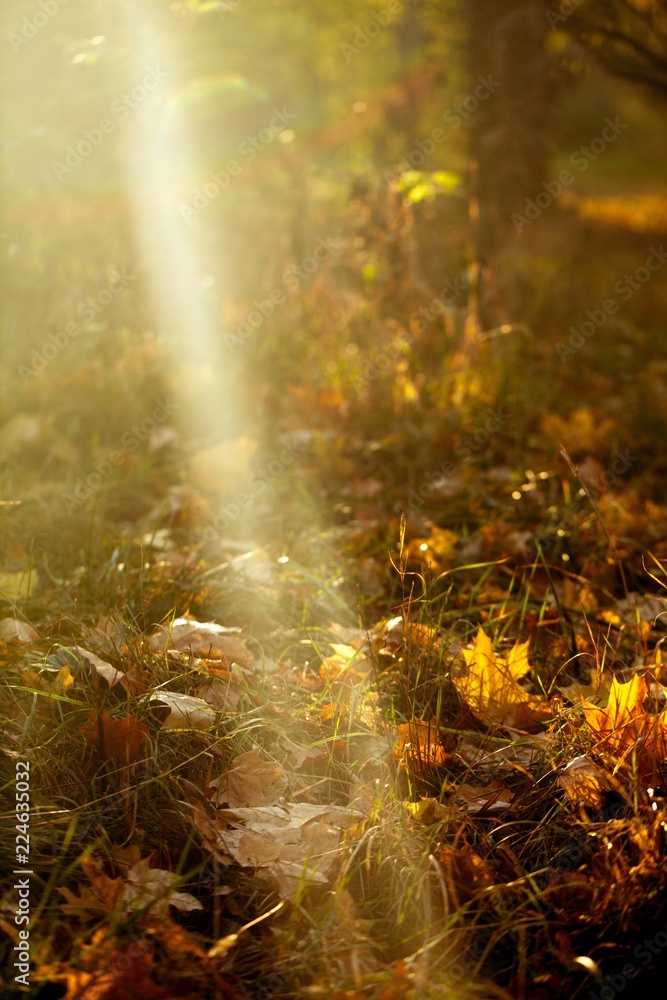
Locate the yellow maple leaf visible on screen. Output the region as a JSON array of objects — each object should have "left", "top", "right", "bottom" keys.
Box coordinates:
[
  {"left": 453, "top": 629, "right": 550, "bottom": 728},
  {"left": 558, "top": 665, "right": 613, "bottom": 705},
  {"left": 582, "top": 674, "right": 667, "bottom": 772},
  {"left": 541, "top": 407, "right": 616, "bottom": 455}
]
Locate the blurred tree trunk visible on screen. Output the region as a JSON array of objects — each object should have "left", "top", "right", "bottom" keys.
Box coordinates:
[{"left": 464, "top": 1, "right": 562, "bottom": 329}]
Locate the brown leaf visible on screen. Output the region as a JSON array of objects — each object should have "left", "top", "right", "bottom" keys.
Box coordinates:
[
  {"left": 59, "top": 857, "right": 125, "bottom": 917},
  {"left": 195, "top": 800, "right": 362, "bottom": 901},
  {"left": 558, "top": 755, "right": 613, "bottom": 810},
  {"left": 452, "top": 778, "right": 514, "bottom": 813},
  {"left": 147, "top": 691, "right": 216, "bottom": 730},
  {"left": 73, "top": 646, "right": 125, "bottom": 688},
  {"left": 210, "top": 748, "right": 287, "bottom": 807},
  {"left": 149, "top": 616, "right": 254, "bottom": 667},
  {"left": 58, "top": 884, "right": 118, "bottom": 921},
  {"left": 80, "top": 711, "right": 150, "bottom": 766},
  {"left": 0, "top": 617, "right": 39, "bottom": 644},
  {"left": 62, "top": 945, "right": 180, "bottom": 999},
  {"left": 121, "top": 858, "right": 203, "bottom": 916},
  {"left": 582, "top": 673, "right": 667, "bottom": 776},
  {"left": 540, "top": 407, "right": 616, "bottom": 456},
  {"left": 395, "top": 718, "right": 448, "bottom": 770}
]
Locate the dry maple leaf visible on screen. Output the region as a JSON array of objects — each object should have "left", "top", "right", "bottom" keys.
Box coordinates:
[
  {"left": 80, "top": 710, "right": 150, "bottom": 766},
  {"left": 72, "top": 646, "right": 125, "bottom": 688},
  {"left": 557, "top": 754, "right": 615, "bottom": 811},
  {"left": 149, "top": 616, "right": 254, "bottom": 667},
  {"left": 58, "top": 858, "right": 124, "bottom": 919},
  {"left": 558, "top": 665, "right": 613, "bottom": 705},
  {"left": 121, "top": 858, "right": 203, "bottom": 916},
  {"left": 581, "top": 673, "right": 667, "bottom": 774},
  {"left": 451, "top": 778, "right": 514, "bottom": 814},
  {"left": 395, "top": 718, "right": 448, "bottom": 770},
  {"left": 146, "top": 691, "right": 217, "bottom": 730},
  {"left": 540, "top": 407, "right": 616, "bottom": 456},
  {"left": 0, "top": 616, "right": 39, "bottom": 644},
  {"left": 58, "top": 883, "right": 122, "bottom": 921},
  {"left": 195, "top": 800, "right": 361, "bottom": 900},
  {"left": 210, "top": 747, "right": 287, "bottom": 807},
  {"left": 453, "top": 629, "right": 551, "bottom": 728},
  {"left": 403, "top": 797, "right": 452, "bottom": 823},
  {"left": 59, "top": 857, "right": 202, "bottom": 921},
  {"left": 62, "top": 946, "right": 182, "bottom": 1000}
]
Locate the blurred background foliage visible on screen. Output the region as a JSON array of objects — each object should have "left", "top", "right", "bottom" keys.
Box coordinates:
[{"left": 1, "top": 0, "right": 666, "bottom": 541}]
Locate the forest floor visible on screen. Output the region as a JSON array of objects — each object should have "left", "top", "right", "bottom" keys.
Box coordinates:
[{"left": 2, "top": 190, "right": 667, "bottom": 1000}]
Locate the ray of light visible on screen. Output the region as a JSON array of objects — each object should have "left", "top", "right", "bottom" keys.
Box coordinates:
[{"left": 115, "top": 1, "right": 247, "bottom": 507}]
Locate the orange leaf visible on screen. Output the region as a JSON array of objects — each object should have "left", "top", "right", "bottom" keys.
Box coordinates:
[
  {"left": 80, "top": 711, "right": 150, "bottom": 766},
  {"left": 149, "top": 617, "right": 254, "bottom": 667},
  {"left": 582, "top": 674, "right": 667, "bottom": 776},
  {"left": 395, "top": 718, "right": 448, "bottom": 769},
  {"left": 63, "top": 945, "right": 180, "bottom": 999},
  {"left": 80, "top": 856, "right": 124, "bottom": 912}
]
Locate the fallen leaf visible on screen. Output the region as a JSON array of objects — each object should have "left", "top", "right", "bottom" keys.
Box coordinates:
[
  {"left": 72, "top": 646, "right": 125, "bottom": 688},
  {"left": 121, "top": 858, "right": 203, "bottom": 916},
  {"left": 147, "top": 691, "right": 217, "bottom": 730},
  {"left": 0, "top": 617, "right": 39, "bottom": 644},
  {"left": 280, "top": 735, "right": 327, "bottom": 770},
  {"left": 195, "top": 800, "right": 362, "bottom": 901},
  {"left": 541, "top": 407, "right": 616, "bottom": 456},
  {"left": 582, "top": 673, "right": 667, "bottom": 775},
  {"left": 62, "top": 944, "right": 181, "bottom": 999},
  {"left": 80, "top": 711, "right": 150, "bottom": 765},
  {"left": 395, "top": 718, "right": 448, "bottom": 769},
  {"left": 0, "top": 570, "right": 36, "bottom": 600},
  {"left": 210, "top": 748, "right": 287, "bottom": 807},
  {"left": 61, "top": 856, "right": 125, "bottom": 916},
  {"left": 558, "top": 754, "right": 613, "bottom": 810},
  {"left": 452, "top": 778, "right": 514, "bottom": 813},
  {"left": 149, "top": 616, "right": 254, "bottom": 667},
  {"left": 195, "top": 677, "right": 244, "bottom": 713},
  {"left": 403, "top": 798, "right": 452, "bottom": 823},
  {"left": 60, "top": 855, "right": 202, "bottom": 921},
  {"left": 439, "top": 842, "right": 495, "bottom": 892},
  {"left": 58, "top": 884, "right": 119, "bottom": 920},
  {"left": 453, "top": 629, "right": 551, "bottom": 728},
  {"left": 558, "top": 666, "right": 613, "bottom": 705}
]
